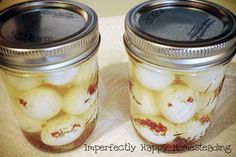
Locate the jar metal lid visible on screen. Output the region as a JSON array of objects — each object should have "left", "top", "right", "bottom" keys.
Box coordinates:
[
  {"left": 124, "top": 0, "right": 236, "bottom": 70},
  {"left": 0, "top": 0, "right": 100, "bottom": 71}
]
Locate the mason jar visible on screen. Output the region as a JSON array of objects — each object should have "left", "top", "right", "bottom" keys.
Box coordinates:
[
  {"left": 0, "top": 0, "right": 100, "bottom": 153},
  {"left": 124, "top": 0, "right": 236, "bottom": 151}
]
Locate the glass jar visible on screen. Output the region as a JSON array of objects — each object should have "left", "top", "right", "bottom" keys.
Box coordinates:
[
  {"left": 124, "top": 0, "right": 236, "bottom": 151},
  {"left": 0, "top": 0, "right": 100, "bottom": 153}
]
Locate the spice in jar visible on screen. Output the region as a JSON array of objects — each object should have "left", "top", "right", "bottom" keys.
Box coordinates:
[
  {"left": 124, "top": 0, "right": 236, "bottom": 151},
  {"left": 0, "top": 0, "right": 100, "bottom": 153}
]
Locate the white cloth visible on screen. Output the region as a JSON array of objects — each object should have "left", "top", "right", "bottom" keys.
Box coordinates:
[{"left": 0, "top": 16, "right": 236, "bottom": 157}]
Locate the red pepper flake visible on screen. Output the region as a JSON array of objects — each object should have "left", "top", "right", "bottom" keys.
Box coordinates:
[
  {"left": 187, "top": 97, "right": 193, "bottom": 103},
  {"left": 146, "top": 119, "right": 152, "bottom": 126},
  {"left": 19, "top": 99, "right": 27, "bottom": 108},
  {"left": 134, "top": 118, "right": 167, "bottom": 135},
  {"left": 155, "top": 123, "right": 167, "bottom": 136},
  {"left": 200, "top": 115, "right": 211, "bottom": 124},
  {"left": 135, "top": 118, "right": 146, "bottom": 125},
  {"left": 51, "top": 131, "right": 61, "bottom": 138},
  {"left": 87, "top": 80, "right": 98, "bottom": 95},
  {"left": 168, "top": 103, "right": 173, "bottom": 107},
  {"left": 72, "top": 123, "right": 81, "bottom": 130}
]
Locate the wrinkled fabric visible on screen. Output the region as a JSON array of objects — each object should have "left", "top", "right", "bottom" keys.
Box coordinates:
[{"left": 0, "top": 16, "right": 236, "bottom": 157}]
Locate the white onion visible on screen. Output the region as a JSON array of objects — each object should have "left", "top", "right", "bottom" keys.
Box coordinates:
[
  {"left": 181, "top": 66, "right": 225, "bottom": 92},
  {"left": 41, "top": 115, "right": 85, "bottom": 146},
  {"left": 135, "top": 66, "right": 175, "bottom": 91},
  {"left": 130, "top": 83, "right": 160, "bottom": 116},
  {"left": 133, "top": 116, "right": 176, "bottom": 144},
  {"left": 63, "top": 85, "right": 97, "bottom": 115},
  {"left": 44, "top": 68, "right": 78, "bottom": 86},
  {"left": 5, "top": 74, "right": 42, "bottom": 91},
  {"left": 12, "top": 103, "right": 43, "bottom": 133},
  {"left": 157, "top": 85, "right": 199, "bottom": 124},
  {"left": 18, "top": 87, "right": 62, "bottom": 120},
  {"left": 72, "top": 58, "right": 97, "bottom": 85}
]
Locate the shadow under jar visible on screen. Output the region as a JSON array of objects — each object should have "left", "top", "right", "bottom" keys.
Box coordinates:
[
  {"left": 124, "top": 0, "right": 236, "bottom": 152},
  {"left": 0, "top": 0, "right": 100, "bottom": 153}
]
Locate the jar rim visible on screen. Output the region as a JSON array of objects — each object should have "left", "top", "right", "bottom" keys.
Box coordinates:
[
  {"left": 0, "top": 0, "right": 100, "bottom": 71},
  {"left": 124, "top": 0, "right": 236, "bottom": 70}
]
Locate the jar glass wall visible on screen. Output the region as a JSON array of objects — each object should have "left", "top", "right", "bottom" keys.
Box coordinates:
[
  {"left": 0, "top": 0, "right": 100, "bottom": 152},
  {"left": 1, "top": 54, "right": 99, "bottom": 152},
  {"left": 128, "top": 56, "right": 225, "bottom": 150},
  {"left": 124, "top": 1, "right": 236, "bottom": 151}
]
